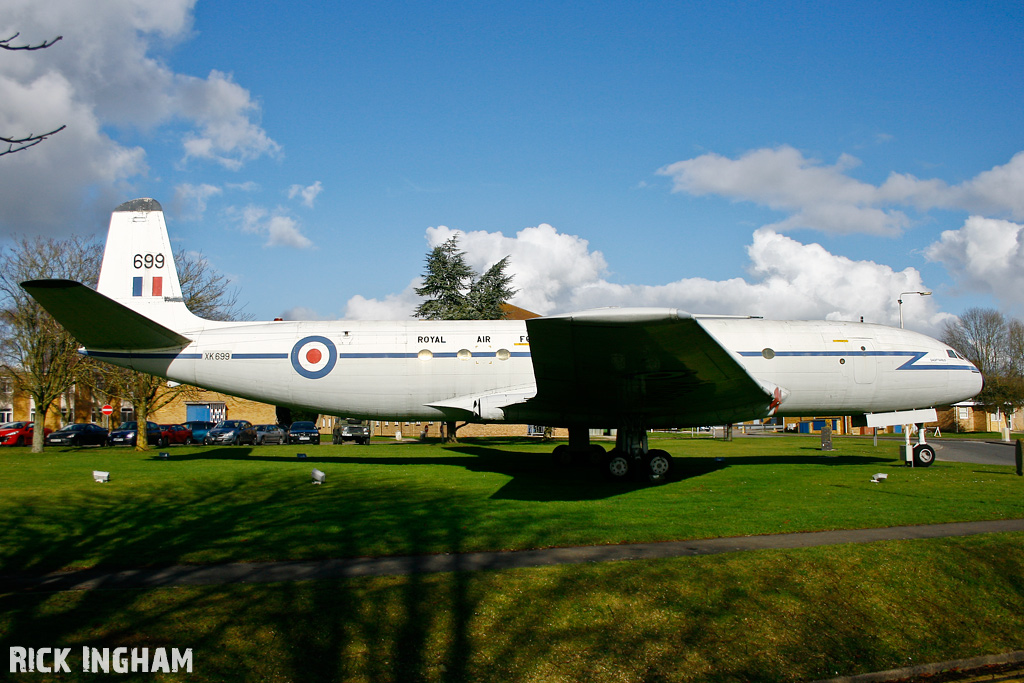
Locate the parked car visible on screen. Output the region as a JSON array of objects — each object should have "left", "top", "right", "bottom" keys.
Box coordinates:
[
  {"left": 254, "top": 424, "right": 286, "bottom": 445},
  {"left": 332, "top": 419, "right": 370, "bottom": 445},
  {"left": 109, "top": 421, "right": 163, "bottom": 447},
  {"left": 204, "top": 420, "right": 257, "bottom": 445},
  {"left": 183, "top": 420, "right": 216, "bottom": 443},
  {"left": 288, "top": 421, "right": 321, "bottom": 445},
  {"left": 159, "top": 424, "right": 194, "bottom": 445},
  {"left": 0, "top": 422, "right": 52, "bottom": 446},
  {"left": 45, "top": 423, "right": 109, "bottom": 447}
]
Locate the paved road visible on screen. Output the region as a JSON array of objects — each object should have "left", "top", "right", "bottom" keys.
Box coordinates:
[{"left": 933, "top": 439, "right": 1020, "bottom": 467}]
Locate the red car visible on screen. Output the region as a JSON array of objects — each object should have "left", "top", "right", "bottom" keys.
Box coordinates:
[
  {"left": 0, "top": 421, "right": 52, "bottom": 446},
  {"left": 158, "top": 424, "right": 194, "bottom": 446}
]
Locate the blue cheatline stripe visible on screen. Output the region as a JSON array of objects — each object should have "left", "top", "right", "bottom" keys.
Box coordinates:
[
  {"left": 737, "top": 350, "right": 978, "bottom": 371},
  {"left": 84, "top": 350, "right": 532, "bottom": 360}
]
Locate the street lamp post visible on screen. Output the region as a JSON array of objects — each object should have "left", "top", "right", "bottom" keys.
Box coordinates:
[{"left": 898, "top": 291, "right": 932, "bottom": 328}]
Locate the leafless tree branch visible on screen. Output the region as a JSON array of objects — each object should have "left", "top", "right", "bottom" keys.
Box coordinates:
[
  {"left": 0, "top": 33, "right": 63, "bottom": 50},
  {"left": 2, "top": 33, "right": 65, "bottom": 156},
  {"left": 0, "top": 125, "right": 67, "bottom": 157}
]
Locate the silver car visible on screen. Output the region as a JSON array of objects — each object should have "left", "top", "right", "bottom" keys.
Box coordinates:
[{"left": 254, "top": 424, "right": 286, "bottom": 445}]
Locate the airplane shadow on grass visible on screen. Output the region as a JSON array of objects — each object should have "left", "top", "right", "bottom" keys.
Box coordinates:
[{"left": 149, "top": 443, "right": 896, "bottom": 503}]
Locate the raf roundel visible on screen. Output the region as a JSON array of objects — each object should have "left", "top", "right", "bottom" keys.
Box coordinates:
[{"left": 290, "top": 336, "right": 338, "bottom": 379}]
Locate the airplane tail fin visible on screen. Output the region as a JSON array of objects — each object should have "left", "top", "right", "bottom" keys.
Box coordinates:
[{"left": 95, "top": 198, "right": 202, "bottom": 332}]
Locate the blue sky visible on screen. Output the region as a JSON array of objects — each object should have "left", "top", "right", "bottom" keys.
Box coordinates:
[{"left": 3, "top": 1, "right": 1024, "bottom": 333}]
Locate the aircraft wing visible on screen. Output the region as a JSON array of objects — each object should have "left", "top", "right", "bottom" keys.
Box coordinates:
[
  {"left": 20, "top": 279, "right": 192, "bottom": 350},
  {"left": 517, "top": 308, "right": 771, "bottom": 427}
]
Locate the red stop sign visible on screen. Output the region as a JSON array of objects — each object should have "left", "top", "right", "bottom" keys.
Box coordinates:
[{"left": 101, "top": 405, "right": 114, "bottom": 416}]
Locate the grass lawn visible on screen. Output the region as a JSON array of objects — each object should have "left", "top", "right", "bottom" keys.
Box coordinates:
[
  {"left": 2, "top": 435, "right": 1023, "bottom": 682},
  {"left": 1, "top": 435, "right": 1021, "bottom": 574}
]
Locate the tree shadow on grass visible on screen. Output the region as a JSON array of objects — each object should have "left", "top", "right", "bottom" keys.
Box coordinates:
[{"left": 150, "top": 444, "right": 897, "bottom": 504}]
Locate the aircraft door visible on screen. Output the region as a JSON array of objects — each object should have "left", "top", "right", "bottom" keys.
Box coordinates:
[{"left": 851, "top": 339, "right": 876, "bottom": 384}]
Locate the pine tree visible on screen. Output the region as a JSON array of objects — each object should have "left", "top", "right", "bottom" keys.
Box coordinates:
[
  {"left": 467, "top": 256, "right": 517, "bottom": 320},
  {"left": 414, "top": 237, "right": 475, "bottom": 320},
  {"left": 414, "top": 236, "right": 516, "bottom": 320}
]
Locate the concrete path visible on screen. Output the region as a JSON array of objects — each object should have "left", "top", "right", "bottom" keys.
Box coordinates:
[{"left": 5, "top": 518, "right": 1024, "bottom": 593}]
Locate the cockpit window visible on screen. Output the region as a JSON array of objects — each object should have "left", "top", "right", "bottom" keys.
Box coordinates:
[{"left": 946, "top": 350, "right": 956, "bottom": 358}]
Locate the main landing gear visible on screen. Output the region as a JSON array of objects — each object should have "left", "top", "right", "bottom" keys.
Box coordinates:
[{"left": 552, "top": 424, "right": 673, "bottom": 484}]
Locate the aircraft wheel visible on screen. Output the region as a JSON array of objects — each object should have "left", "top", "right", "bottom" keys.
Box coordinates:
[
  {"left": 552, "top": 444, "right": 572, "bottom": 466},
  {"left": 606, "top": 450, "right": 631, "bottom": 480},
  {"left": 646, "top": 449, "right": 673, "bottom": 483},
  {"left": 913, "top": 444, "right": 936, "bottom": 467},
  {"left": 588, "top": 444, "right": 606, "bottom": 466}
]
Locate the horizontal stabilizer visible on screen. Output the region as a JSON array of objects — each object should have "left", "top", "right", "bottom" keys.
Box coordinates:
[{"left": 21, "top": 279, "right": 192, "bottom": 350}]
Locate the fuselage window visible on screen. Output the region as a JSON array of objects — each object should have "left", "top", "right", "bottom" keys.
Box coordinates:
[
  {"left": 418, "top": 349, "right": 433, "bottom": 360},
  {"left": 761, "top": 348, "right": 775, "bottom": 359},
  {"left": 496, "top": 348, "right": 511, "bottom": 361},
  {"left": 457, "top": 349, "right": 472, "bottom": 360}
]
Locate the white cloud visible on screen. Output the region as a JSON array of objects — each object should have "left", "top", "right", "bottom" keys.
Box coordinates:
[
  {"left": 338, "top": 222, "right": 948, "bottom": 332},
  {"left": 343, "top": 279, "right": 422, "bottom": 320},
  {"left": 925, "top": 216, "right": 1024, "bottom": 313},
  {"left": 172, "top": 182, "right": 222, "bottom": 220},
  {"left": 178, "top": 70, "right": 281, "bottom": 170},
  {"left": 288, "top": 181, "right": 323, "bottom": 208},
  {"left": 0, "top": 0, "right": 278, "bottom": 234},
  {"left": 227, "top": 204, "right": 313, "bottom": 249},
  {"left": 280, "top": 306, "right": 336, "bottom": 321},
  {"left": 266, "top": 215, "right": 312, "bottom": 249},
  {"left": 425, "top": 223, "right": 609, "bottom": 316},
  {"left": 658, "top": 146, "right": 1024, "bottom": 236}
]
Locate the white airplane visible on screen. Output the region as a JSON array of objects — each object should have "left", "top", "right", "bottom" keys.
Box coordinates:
[{"left": 24, "top": 198, "right": 982, "bottom": 481}]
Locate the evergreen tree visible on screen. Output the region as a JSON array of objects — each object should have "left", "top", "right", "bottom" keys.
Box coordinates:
[
  {"left": 414, "top": 237, "right": 475, "bottom": 320},
  {"left": 467, "top": 256, "right": 517, "bottom": 320},
  {"left": 414, "top": 236, "right": 516, "bottom": 320}
]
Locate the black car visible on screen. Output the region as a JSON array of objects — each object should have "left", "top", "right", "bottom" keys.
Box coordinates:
[
  {"left": 183, "top": 420, "right": 216, "bottom": 443},
  {"left": 109, "top": 421, "right": 163, "bottom": 447},
  {"left": 287, "top": 421, "right": 321, "bottom": 445},
  {"left": 45, "top": 423, "right": 109, "bottom": 447},
  {"left": 204, "top": 420, "right": 257, "bottom": 445},
  {"left": 254, "top": 424, "right": 286, "bottom": 445}
]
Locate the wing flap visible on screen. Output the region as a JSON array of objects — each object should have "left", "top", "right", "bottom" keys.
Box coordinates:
[
  {"left": 523, "top": 308, "right": 770, "bottom": 426},
  {"left": 21, "top": 279, "right": 192, "bottom": 350}
]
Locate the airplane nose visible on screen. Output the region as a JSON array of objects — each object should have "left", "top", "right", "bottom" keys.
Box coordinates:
[{"left": 962, "top": 366, "right": 984, "bottom": 401}]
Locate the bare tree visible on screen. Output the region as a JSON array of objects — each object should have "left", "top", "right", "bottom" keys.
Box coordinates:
[
  {"left": 1, "top": 33, "right": 65, "bottom": 157},
  {"left": 942, "top": 307, "right": 1024, "bottom": 431},
  {"left": 940, "top": 308, "right": 1007, "bottom": 375},
  {"left": 0, "top": 236, "right": 102, "bottom": 452}
]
